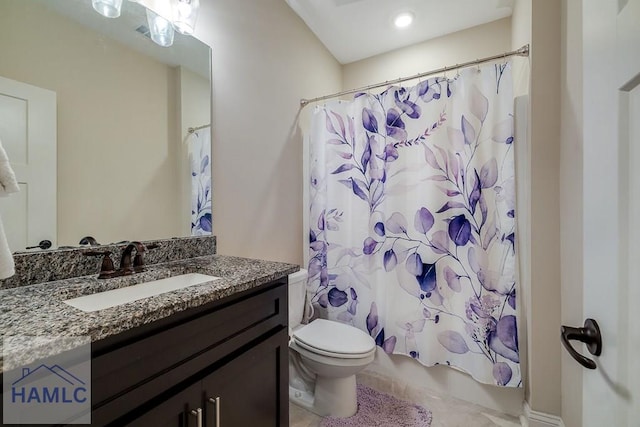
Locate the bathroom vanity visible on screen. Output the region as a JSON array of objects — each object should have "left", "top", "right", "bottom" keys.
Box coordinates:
[
  {"left": 0, "top": 243, "right": 297, "bottom": 427},
  {"left": 90, "top": 276, "right": 289, "bottom": 426}
]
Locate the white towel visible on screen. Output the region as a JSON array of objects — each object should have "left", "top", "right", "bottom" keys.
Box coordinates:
[
  {"left": 0, "top": 138, "right": 20, "bottom": 196},
  {"left": 0, "top": 138, "right": 18, "bottom": 278},
  {"left": 0, "top": 214, "right": 15, "bottom": 279}
]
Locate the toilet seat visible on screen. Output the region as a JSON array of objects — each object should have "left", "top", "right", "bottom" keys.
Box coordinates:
[
  {"left": 292, "top": 319, "right": 376, "bottom": 359},
  {"left": 293, "top": 339, "right": 376, "bottom": 359}
]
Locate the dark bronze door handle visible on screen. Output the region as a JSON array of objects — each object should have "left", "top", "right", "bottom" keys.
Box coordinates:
[{"left": 560, "top": 318, "right": 602, "bottom": 370}]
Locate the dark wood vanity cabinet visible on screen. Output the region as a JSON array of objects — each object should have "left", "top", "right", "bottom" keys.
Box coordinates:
[
  {"left": 88, "top": 278, "right": 289, "bottom": 427},
  {"left": 129, "top": 330, "right": 287, "bottom": 427},
  {"left": 199, "top": 330, "right": 286, "bottom": 427}
]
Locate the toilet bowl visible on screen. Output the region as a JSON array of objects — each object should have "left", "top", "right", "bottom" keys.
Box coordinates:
[{"left": 288, "top": 270, "right": 376, "bottom": 418}]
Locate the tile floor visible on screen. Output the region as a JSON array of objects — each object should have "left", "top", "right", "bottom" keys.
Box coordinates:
[{"left": 289, "top": 372, "right": 522, "bottom": 427}]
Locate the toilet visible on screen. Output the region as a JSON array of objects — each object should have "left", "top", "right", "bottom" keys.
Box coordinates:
[{"left": 288, "top": 269, "right": 376, "bottom": 418}]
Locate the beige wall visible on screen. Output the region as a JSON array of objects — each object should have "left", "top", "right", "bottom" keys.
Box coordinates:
[
  {"left": 192, "top": 0, "right": 342, "bottom": 265},
  {"left": 528, "top": 0, "right": 563, "bottom": 417},
  {"left": 511, "top": 0, "right": 532, "bottom": 98},
  {"left": 511, "top": 0, "right": 533, "bottom": 410},
  {"left": 0, "top": 0, "right": 183, "bottom": 246},
  {"left": 513, "top": 0, "right": 564, "bottom": 418},
  {"left": 560, "top": 1, "right": 583, "bottom": 426},
  {"left": 178, "top": 68, "right": 211, "bottom": 146},
  {"left": 343, "top": 18, "right": 512, "bottom": 89}
]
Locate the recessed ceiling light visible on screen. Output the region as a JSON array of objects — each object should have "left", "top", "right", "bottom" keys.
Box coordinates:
[{"left": 394, "top": 12, "right": 414, "bottom": 29}]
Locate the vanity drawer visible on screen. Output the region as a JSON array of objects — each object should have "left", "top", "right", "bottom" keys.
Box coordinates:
[{"left": 90, "top": 280, "right": 287, "bottom": 412}]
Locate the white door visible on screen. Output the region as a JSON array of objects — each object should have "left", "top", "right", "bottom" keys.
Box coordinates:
[
  {"left": 580, "top": 0, "right": 640, "bottom": 425},
  {"left": 0, "top": 76, "right": 56, "bottom": 251}
]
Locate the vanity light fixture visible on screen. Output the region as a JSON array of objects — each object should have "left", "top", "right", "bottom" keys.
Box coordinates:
[
  {"left": 91, "top": 0, "right": 201, "bottom": 47},
  {"left": 146, "top": 8, "right": 175, "bottom": 47},
  {"left": 393, "top": 11, "right": 414, "bottom": 29},
  {"left": 171, "top": 0, "right": 200, "bottom": 35},
  {"left": 92, "top": 0, "right": 124, "bottom": 18}
]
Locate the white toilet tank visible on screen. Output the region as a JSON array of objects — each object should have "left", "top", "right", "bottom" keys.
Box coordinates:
[{"left": 288, "top": 269, "right": 309, "bottom": 329}]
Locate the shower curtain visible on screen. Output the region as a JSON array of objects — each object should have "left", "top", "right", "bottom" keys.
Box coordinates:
[
  {"left": 189, "top": 127, "right": 212, "bottom": 235},
  {"left": 308, "top": 63, "right": 519, "bottom": 387}
]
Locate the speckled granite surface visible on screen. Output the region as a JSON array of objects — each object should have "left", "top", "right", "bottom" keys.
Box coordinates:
[
  {"left": 0, "top": 255, "right": 299, "bottom": 371},
  {"left": 1, "top": 235, "right": 217, "bottom": 289}
]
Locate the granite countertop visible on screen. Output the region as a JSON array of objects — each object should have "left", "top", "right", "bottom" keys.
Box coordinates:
[{"left": 0, "top": 255, "right": 299, "bottom": 372}]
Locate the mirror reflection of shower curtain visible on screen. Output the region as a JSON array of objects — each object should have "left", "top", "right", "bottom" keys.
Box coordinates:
[{"left": 188, "top": 127, "right": 212, "bottom": 235}]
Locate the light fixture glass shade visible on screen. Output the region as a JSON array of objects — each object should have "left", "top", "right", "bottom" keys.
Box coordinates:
[
  {"left": 171, "top": 0, "right": 200, "bottom": 35},
  {"left": 92, "top": 0, "right": 123, "bottom": 18},
  {"left": 146, "top": 8, "right": 175, "bottom": 47}
]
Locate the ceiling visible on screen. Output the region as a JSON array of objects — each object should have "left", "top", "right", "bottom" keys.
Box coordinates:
[{"left": 285, "top": 0, "right": 514, "bottom": 64}]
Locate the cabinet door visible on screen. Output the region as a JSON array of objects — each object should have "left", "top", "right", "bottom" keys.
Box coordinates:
[
  {"left": 124, "top": 382, "right": 202, "bottom": 427},
  {"left": 202, "top": 329, "right": 289, "bottom": 427}
]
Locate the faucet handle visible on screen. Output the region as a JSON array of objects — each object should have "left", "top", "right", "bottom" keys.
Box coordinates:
[
  {"left": 133, "top": 243, "right": 160, "bottom": 272},
  {"left": 83, "top": 250, "right": 116, "bottom": 279}
]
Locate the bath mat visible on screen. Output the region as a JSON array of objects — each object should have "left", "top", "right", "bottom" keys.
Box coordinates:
[{"left": 319, "top": 384, "right": 433, "bottom": 427}]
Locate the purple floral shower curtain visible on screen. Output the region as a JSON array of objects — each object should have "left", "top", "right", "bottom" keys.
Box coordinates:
[{"left": 308, "top": 63, "right": 520, "bottom": 387}]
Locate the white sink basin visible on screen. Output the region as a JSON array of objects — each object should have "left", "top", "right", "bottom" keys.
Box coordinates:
[{"left": 64, "top": 273, "right": 220, "bottom": 312}]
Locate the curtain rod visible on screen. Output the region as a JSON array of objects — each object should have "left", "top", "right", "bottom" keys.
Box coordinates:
[
  {"left": 187, "top": 124, "right": 211, "bottom": 134},
  {"left": 300, "top": 44, "right": 529, "bottom": 107}
]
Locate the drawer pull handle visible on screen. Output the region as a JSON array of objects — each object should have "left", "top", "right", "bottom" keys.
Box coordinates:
[
  {"left": 190, "top": 407, "right": 202, "bottom": 427},
  {"left": 208, "top": 397, "right": 221, "bottom": 427}
]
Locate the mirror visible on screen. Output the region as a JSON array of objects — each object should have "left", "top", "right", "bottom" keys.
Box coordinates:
[{"left": 0, "top": 0, "right": 212, "bottom": 251}]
